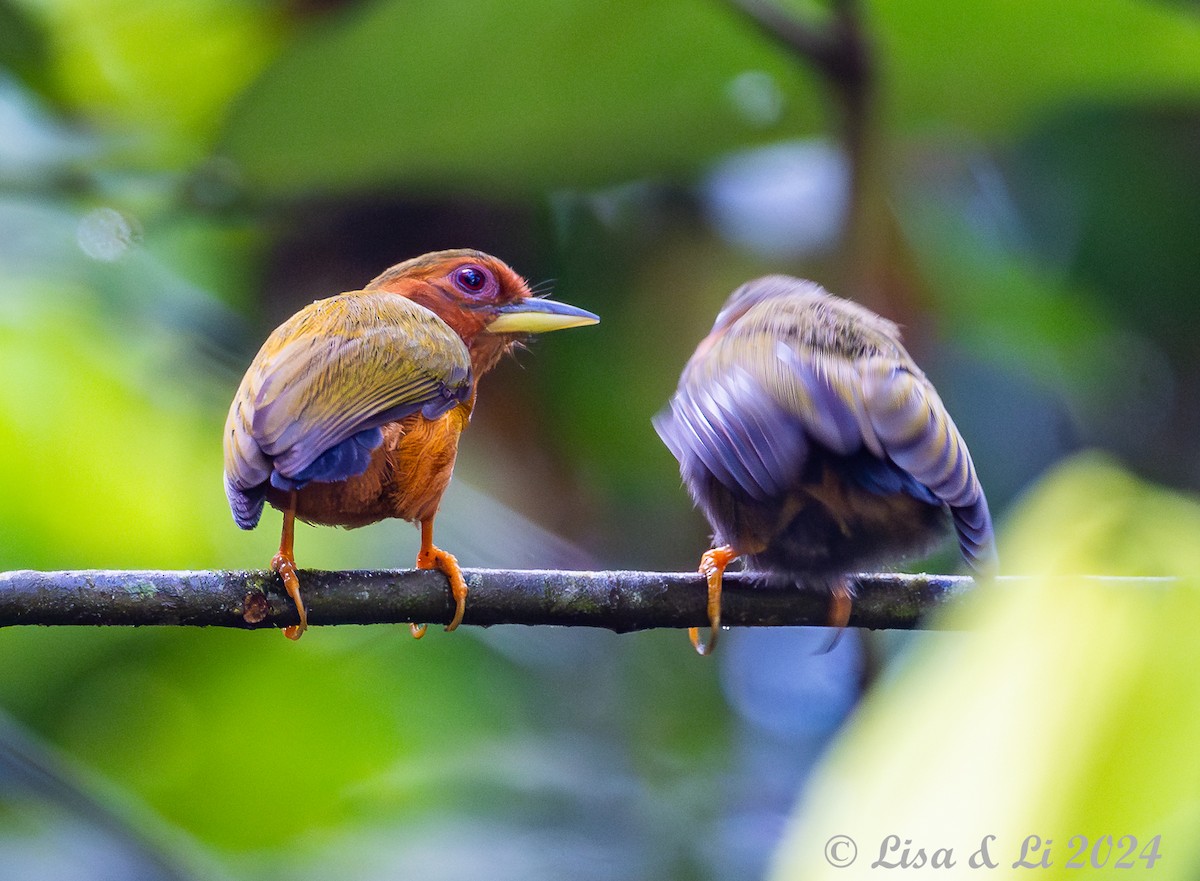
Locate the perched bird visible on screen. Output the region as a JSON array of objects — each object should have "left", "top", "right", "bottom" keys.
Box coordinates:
[
  {"left": 654, "top": 276, "right": 995, "bottom": 655},
  {"left": 224, "top": 249, "right": 599, "bottom": 639}
]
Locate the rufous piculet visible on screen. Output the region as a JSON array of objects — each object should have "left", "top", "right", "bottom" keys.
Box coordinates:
[
  {"left": 224, "top": 249, "right": 598, "bottom": 639},
  {"left": 654, "top": 275, "right": 995, "bottom": 655}
]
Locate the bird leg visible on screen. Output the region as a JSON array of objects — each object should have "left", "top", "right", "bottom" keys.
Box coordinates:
[
  {"left": 271, "top": 491, "right": 307, "bottom": 641},
  {"left": 414, "top": 518, "right": 468, "bottom": 636},
  {"left": 693, "top": 545, "right": 738, "bottom": 656}
]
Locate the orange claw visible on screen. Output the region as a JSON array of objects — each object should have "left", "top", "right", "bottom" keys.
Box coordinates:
[
  {"left": 273, "top": 553, "right": 306, "bottom": 641},
  {"left": 273, "top": 493, "right": 307, "bottom": 640},
  {"left": 414, "top": 519, "right": 467, "bottom": 635},
  {"left": 692, "top": 545, "right": 738, "bottom": 656},
  {"left": 819, "top": 578, "right": 853, "bottom": 654}
]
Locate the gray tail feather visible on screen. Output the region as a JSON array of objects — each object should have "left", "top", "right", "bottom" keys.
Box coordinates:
[
  {"left": 224, "top": 473, "right": 265, "bottom": 530},
  {"left": 952, "top": 497, "right": 997, "bottom": 574}
]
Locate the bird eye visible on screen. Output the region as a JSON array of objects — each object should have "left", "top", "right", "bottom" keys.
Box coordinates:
[{"left": 453, "top": 265, "right": 488, "bottom": 294}]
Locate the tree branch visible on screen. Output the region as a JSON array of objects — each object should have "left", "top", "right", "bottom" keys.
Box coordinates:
[
  {"left": 0, "top": 568, "right": 983, "bottom": 632},
  {"left": 727, "top": 0, "right": 872, "bottom": 96},
  {"left": 725, "top": 0, "right": 911, "bottom": 316}
]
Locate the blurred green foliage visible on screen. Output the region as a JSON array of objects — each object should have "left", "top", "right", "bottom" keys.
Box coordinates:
[
  {"left": 1, "top": 0, "right": 1198, "bottom": 878},
  {"left": 24, "top": 0, "right": 285, "bottom": 162}
]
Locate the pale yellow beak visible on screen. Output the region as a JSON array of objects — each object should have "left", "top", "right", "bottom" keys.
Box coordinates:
[{"left": 486, "top": 298, "right": 600, "bottom": 334}]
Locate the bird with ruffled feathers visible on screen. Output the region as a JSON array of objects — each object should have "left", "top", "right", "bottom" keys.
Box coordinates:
[{"left": 655, "top": 275, "right": 995, "bottom": 654}]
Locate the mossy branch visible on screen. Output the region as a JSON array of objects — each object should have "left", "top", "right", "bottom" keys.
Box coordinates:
[{"left": 0, "top": 568, "right": 982, "bottom": 632}]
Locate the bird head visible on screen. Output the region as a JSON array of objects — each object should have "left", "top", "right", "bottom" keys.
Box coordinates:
[{"left": 366, "top": 249, "right": 598, "bottom": 375}]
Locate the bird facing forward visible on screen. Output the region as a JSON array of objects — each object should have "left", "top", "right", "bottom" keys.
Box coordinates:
[
  {"left": 224, "top": 249, "right": 599, "bottom": 639},
  {"left": 654, "top": 276, "right": 995, "bottom": 655}
]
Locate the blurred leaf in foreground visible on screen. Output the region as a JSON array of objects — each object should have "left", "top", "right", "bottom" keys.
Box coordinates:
[{"left": 770, "top": 453, "right": 1200, "bottom": 879}]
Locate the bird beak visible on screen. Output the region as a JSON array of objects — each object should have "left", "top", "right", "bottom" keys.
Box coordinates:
[{"left": 486, "top": 298, "right": 600, "bottom": 334}]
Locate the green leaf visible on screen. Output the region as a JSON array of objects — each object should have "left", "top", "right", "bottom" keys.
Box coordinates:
[
  {"left": 220, "top": 0, "right": 1200, "bottom": 198},
  {"left": 769, "top": 454, "right": 1200, "bottom": 880},
  {"left": 20, "top": 0, "right": 285, "bottom": 163},
  {"left": 873, "top": 0, "right": 1200, "bottom": 136},
  {"left": 219, "top": 0, "right": 823, "bottom": 196}
]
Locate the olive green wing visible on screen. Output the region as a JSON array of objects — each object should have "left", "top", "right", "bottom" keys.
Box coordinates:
[{"left": 223, "top": 292, "right": 471, "bottom": 528}]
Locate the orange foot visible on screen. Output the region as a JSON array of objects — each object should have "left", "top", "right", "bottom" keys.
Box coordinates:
[
  {"left": 415, "top": 542, "right": 465, "bottom": 638},
  {"left": 818, "top": 578, "right": 853, "bottom": 654},
  {"left": 271, "top": 551, "right": 307, "bottom": 641},
  {"left": 692, "top": 545, "right": 738, "bottom": 656}
]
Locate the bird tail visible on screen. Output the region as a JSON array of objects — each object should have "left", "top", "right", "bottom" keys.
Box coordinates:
[
  {"left": 224, "top": 472, "right": 265, "bottom": 530},
  {"left": 952, "top": 496, "right": 997, "bottom": 574}
]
